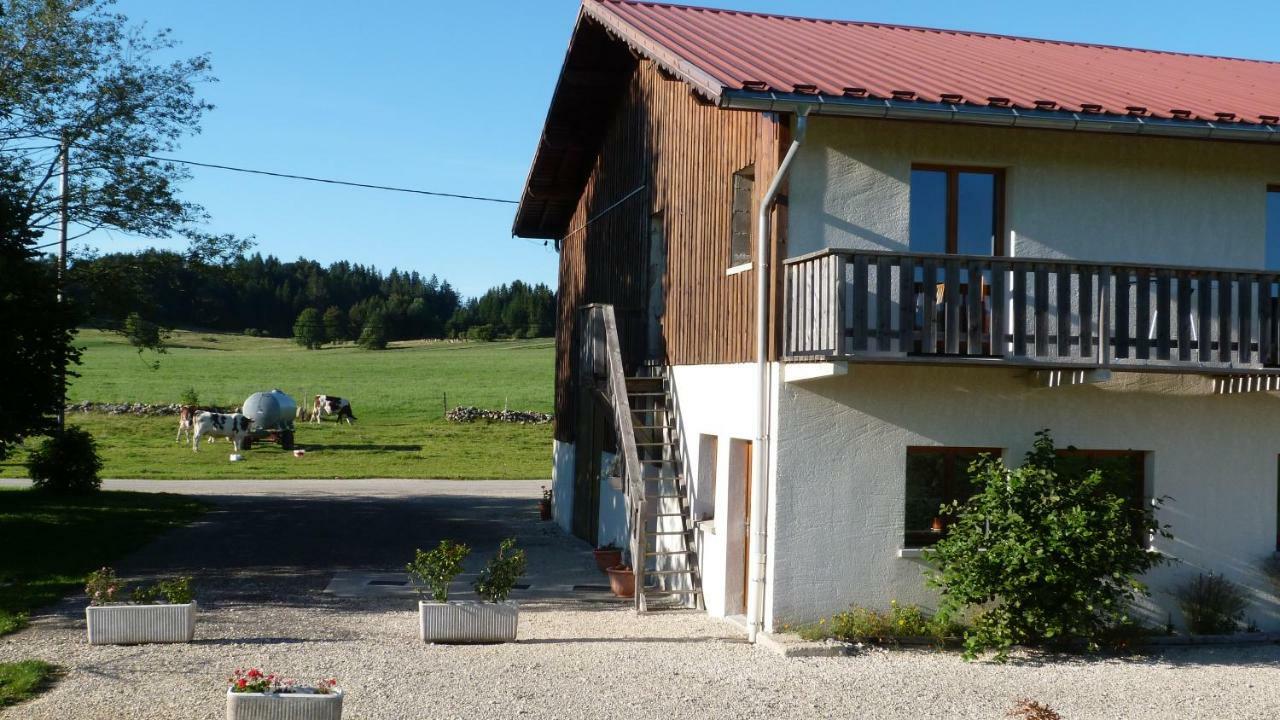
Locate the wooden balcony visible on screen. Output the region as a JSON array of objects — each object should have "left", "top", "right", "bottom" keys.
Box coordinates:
[{"left": 782, "top": 249, "right": 1280, "bottom": 376}]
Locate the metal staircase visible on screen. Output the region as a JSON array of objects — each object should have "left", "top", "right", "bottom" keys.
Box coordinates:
[
  {"left": 579, "top": 304, "right": 701, "bottom": 614},
  {"left": 625, "top": 371, "right": 702, "bottom": 612}
]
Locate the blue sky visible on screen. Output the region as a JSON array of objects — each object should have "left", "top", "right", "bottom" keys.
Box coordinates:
[{"left": 98, "top": 0, "right": 1278, "bottom": 297}]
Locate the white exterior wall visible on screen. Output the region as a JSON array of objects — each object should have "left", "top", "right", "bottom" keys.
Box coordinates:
[
  {"left": 669, "top": 363, "right": 782, "bottom": 619},
  {"left": 788, "top": 116, "right": 1279, "bottom": 267},
  {"left": 551, "top": 440, "right": 575, "bottom": 533},
  {"left": 771, "top": 366, "right": 1280, "bottom": 631}
]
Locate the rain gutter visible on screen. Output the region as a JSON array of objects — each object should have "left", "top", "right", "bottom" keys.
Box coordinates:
[{"left": 720, "top": 92, "right": 1280, "bottom": 144}]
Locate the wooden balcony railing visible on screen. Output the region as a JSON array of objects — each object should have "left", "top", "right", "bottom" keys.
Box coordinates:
[{"left": 782, "top": 249, "right": 1280, "bottom": 374}]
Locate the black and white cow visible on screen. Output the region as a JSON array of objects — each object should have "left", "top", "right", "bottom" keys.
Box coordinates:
[
  {"left": 311, "top": 395, "right": 356, "bottom": 424},
  {"left": 192, "top": 411, "right": 254, "bottom": 452}
]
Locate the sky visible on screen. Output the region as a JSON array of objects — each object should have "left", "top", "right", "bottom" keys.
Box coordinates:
[{"left": 91, "top": 0, "right": 1280, "bottom": 298}]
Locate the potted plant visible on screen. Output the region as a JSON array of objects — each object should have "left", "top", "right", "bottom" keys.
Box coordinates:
[
  {"left": 539, "top": 486, "right": 553, "bottom": 521},
  {"left": 84, "top": 567, "right": 197, "bottom": 645},
  {"left": 226, "top": 668, "right": 342, "bottom": 720},
  {"left": 606, "top": 564, "right": 635, "bottom": 598},
  {"left": 409, "top": 538, "right": 527, "bottom": 643},
  {"left": 592, "top": 543, "right": 623, "bottom": 572}
]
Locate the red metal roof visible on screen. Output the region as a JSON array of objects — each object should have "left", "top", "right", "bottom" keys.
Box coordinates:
[{"left": 588, "top": 0, "right": 1280, "bottom": 125}]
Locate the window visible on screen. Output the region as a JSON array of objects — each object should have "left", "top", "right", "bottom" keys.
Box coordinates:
[
  {"left": 909, "top": 166, "right": 1005, "bottom": 255},
  {"left": 1267, "top": 186, "right": 1280, "bottom": 270},
  {"left": 729, "top": 165, "right": 755, "bottom": 267},
  {"left": 904, "top": 446, "right": 1001, "bottom": 547},
  {"left": 1055, "top": 449, "right": 1148, "bottom": 546}
]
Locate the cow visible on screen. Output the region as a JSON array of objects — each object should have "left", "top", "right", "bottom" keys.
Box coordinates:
[
  {"left": 311, "top": 395, "right": 356, "bottom": 424},
  {"left": 192, "top": 411, "right": 254, "bottom": 452},
  {"left": 175, "top": 405, "right": 198, "bottom": 443}
]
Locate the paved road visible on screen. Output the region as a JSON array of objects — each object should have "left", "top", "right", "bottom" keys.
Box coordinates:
[{"left": 13, "top": 478, "right": 599, "bottom": 615}]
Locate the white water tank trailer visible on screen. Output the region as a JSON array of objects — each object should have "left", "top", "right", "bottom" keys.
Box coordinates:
[{"left": 240, "top": 389, "right": 298, "bottom": 450}]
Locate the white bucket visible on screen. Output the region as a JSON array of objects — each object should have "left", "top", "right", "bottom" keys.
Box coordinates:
[{"left": 229, "top": 453, "right": 244, "bottom": 462}]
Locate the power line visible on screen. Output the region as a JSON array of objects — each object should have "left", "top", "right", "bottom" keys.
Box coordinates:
[{"left": 136, "top": 152, "right": 520, "bottom": 205}]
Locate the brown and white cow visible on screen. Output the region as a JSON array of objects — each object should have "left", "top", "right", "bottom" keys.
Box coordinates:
[
  {"left": 311, "top": 395, "right": 356, "bottom": 424},
  {"left": 175, "top": 405, "right": 198, "bottom": 443},
  {"left": 192, "top": 411, "right": 254, "bottom": 452}
]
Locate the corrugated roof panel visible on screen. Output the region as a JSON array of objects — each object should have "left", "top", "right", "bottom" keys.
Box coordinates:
[{"left": 593, "top": 0, "right": 1280, "bottom": 124}]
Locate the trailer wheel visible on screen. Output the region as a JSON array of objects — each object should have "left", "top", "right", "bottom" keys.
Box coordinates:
[{"left": 280, "top": 431, "right": 294, "bottom": 451}]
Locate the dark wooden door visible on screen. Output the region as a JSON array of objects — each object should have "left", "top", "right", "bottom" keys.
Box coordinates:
[{"left": 572, "top": 394, "right": 608, "bottom": 544}]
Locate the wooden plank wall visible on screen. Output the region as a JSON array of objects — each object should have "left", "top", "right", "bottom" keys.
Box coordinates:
[{"left": 554, "top": 60, "right": 779, "bottom": 441}]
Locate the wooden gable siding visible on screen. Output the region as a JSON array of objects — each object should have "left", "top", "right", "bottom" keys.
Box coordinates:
[{"left": 554, "top": 60, "right": 781, "bottom": 441}]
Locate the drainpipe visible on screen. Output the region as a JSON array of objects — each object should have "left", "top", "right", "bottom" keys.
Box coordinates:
[{"left": 748, "top": 111, "right": 808, "bottom": 643}]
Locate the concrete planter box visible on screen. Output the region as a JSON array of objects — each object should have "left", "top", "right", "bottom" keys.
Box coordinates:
[
  {"left": 85, "top": 602, "right": 196, "bottom": 645},
  {"left": 419, "top": 600, "right": 518, "bottom": 643},
  {"left": 225, "top": 689, "right": 343, "bottom": 720}
]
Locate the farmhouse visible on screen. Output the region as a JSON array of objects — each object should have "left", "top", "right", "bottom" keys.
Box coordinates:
[{"left": 514, "top": 0, "right": 1280, "bottom": 639}]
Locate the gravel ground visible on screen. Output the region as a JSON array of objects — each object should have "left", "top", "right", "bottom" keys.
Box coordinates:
[
  {"left": 4, "top": 599, "right": 1280, "bottom": 720},
  {"left": 3, "top": 479, "right": 1279, "bottom": 719}
]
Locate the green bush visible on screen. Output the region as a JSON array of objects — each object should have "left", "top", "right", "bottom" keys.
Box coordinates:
[
  {"left": 798, "top": 601, "right": 961, "bottom": 645},
  {"left": 472, "top": 538, "right": 527, "bottom": 603},
  {"left": 406, "top": 540, "right": 470, "bottom": 603},
  {"left": 292, "top": 308, "right": 326, "bottom": 349},
  {"left": 179, "top": 387, "right": 200, "bottom": 407},
  {"left": 26, "top": 427, "right": 102, "bottom": 494},
  {"left": 1176, "top": 573, "right": 1247, "bottom": 635},
  {"left": 925, "top": 430, "right": 1170, "bottom": 661}
]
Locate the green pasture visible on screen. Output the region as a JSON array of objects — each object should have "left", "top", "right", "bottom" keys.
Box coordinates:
[{"left": 0, "top": 330, "right": 556, "bottom": 480}]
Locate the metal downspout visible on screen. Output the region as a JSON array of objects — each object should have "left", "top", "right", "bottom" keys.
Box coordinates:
[{"left": 748, "top": 112, "right": 807, "bottom": 643}]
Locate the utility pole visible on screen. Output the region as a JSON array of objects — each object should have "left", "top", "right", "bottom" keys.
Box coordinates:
[{"left": 56, "top": 131, "right": 69, "bottom": 430}]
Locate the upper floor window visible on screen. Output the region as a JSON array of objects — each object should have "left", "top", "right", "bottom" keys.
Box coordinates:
[
  {"left": 729, "top": 165, "right": 755, "bottom": 268},
  {"left": 904, "top": 446, "right": 1001, "bottom": 547},
  {"left": 1267, "top": 185, "right": 1280, "bottom": 270},
  {"left": 909, "top": 166, "right": 1005, "bottom": 256}
]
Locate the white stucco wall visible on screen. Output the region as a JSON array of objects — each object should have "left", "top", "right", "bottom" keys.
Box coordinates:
[
  {"left": 770, "top": 366, "right": 1280, "bottom": 632},
  {"left": 551, "top": 440, "right": 575, "bottom": 533},
  {"left": 669, "top": 363, "right": 782, "bottom": 619},
  {"left": 788, "top": 116, "right": 1280, "bottom": 267}
]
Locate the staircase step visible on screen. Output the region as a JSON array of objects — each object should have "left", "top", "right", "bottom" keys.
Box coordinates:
[
  {"left": 634, "top": 425, "right": 674, "bottom": 430},
  {"left": 647, "top": 494, "right": 684, "bottom": 500},
  {"left": 644, "top": 550, "right": 693, "bottom": 556},
  {"left": 641, "top": 588, "right": 701, "bottom": 596},
  {"left": 641, "top": 570, "right": 694, "bottom": 576},
  {"left": 647, "top": 530, "right": 692, "bottom": 536},
  {"left": 627, "top": 391, "right": 667, "bottom": 397}
]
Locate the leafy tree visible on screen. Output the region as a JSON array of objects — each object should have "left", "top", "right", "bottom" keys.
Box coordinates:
[
  {"left": 322, "top": 305, "right": 347, "bottom": 343},
  {"left": 0, "top": 0, "right": 214, "bottom": 241},
  {"left": 292, "top": 307, "right": 325, "bottom": 349},
  {"left": 122, "top": 311, "right": 168, "bottom": 368},
  {"left": 925, "top": 430, "right": 1170, "bottom": 661},
  {"left": 0, "top": 173, "right": 81, "bottom": 460},
  {"left": 357, "top": 312, "right": 388, "bottom": 350}
]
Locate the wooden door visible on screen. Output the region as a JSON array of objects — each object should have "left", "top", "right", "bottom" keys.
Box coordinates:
[{"left": 572, "top": 395, "right": 606, "bottom": 544}]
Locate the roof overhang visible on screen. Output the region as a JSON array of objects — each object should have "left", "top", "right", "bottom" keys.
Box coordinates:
[{"left": 719, "top": 91, "right": 1280, "bottom": 144}]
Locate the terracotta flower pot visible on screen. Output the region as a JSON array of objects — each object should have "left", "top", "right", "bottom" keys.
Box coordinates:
[
  {"left": 605, "top": 565, "right": 635, "bottom": 598},
  {"left": 593, "top": 548, "right": 623, "bottom": 573}
]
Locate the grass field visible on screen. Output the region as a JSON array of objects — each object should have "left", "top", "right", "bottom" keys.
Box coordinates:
[
  {"left": 0, "top": 489, "right": 207, "bottom": 635},
  {"left": 0, "top": 660, "right": 58, "bottom": 707},
  {"left": 0, "top": 329, "right": 555, "bottom": 480}
]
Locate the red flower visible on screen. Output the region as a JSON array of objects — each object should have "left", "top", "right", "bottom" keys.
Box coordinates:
[
  {"left": 236, "top": 679, "right": 247, "bottom": 689},
  {"left": 247, "top": 669, "right": 262, "bottom": 679}
]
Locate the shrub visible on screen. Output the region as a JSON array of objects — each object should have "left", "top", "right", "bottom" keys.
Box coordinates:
[
  {"left": 406, "top": 540, "right": 470, "bottom": 603},
  {"left": 26, "top": 427, "right": 102, "bottom": 494},
  {"left": 1009, "top": 699, "right": 1062, "bottom": 720},
  {"left": 926, "top": 430, "right": 1169, "bottom": 661},
  {"left": 799, "top": 601, "right": 961, "bottom": 645},
  {"left": 466, "top": 324, "right": 495, "bottom": 342},
  {"left": 179, "top": 387, "right": 200, "bottom": 407},
  {"left": 1176, "top": 573, "right": 1248, "bottom": 635},
  {"left": 472, "top": 538, "right": 527, "bottom": 603}
]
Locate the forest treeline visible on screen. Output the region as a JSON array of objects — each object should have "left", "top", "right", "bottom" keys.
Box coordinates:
[{"left": 67, "top": 249, "right": 556, "bottom": 342}]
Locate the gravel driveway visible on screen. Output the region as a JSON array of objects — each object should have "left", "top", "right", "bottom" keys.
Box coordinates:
[{"left": 3, "top": 479, "right": 1279, "bottom": 719}]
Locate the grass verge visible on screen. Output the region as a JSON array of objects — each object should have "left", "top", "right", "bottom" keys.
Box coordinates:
[
  {"left": 0, "top": 489, "right": 207, "bottom": 635},
  {"left": 0, "top": 660, "right": 59, "bottom": 707}
]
